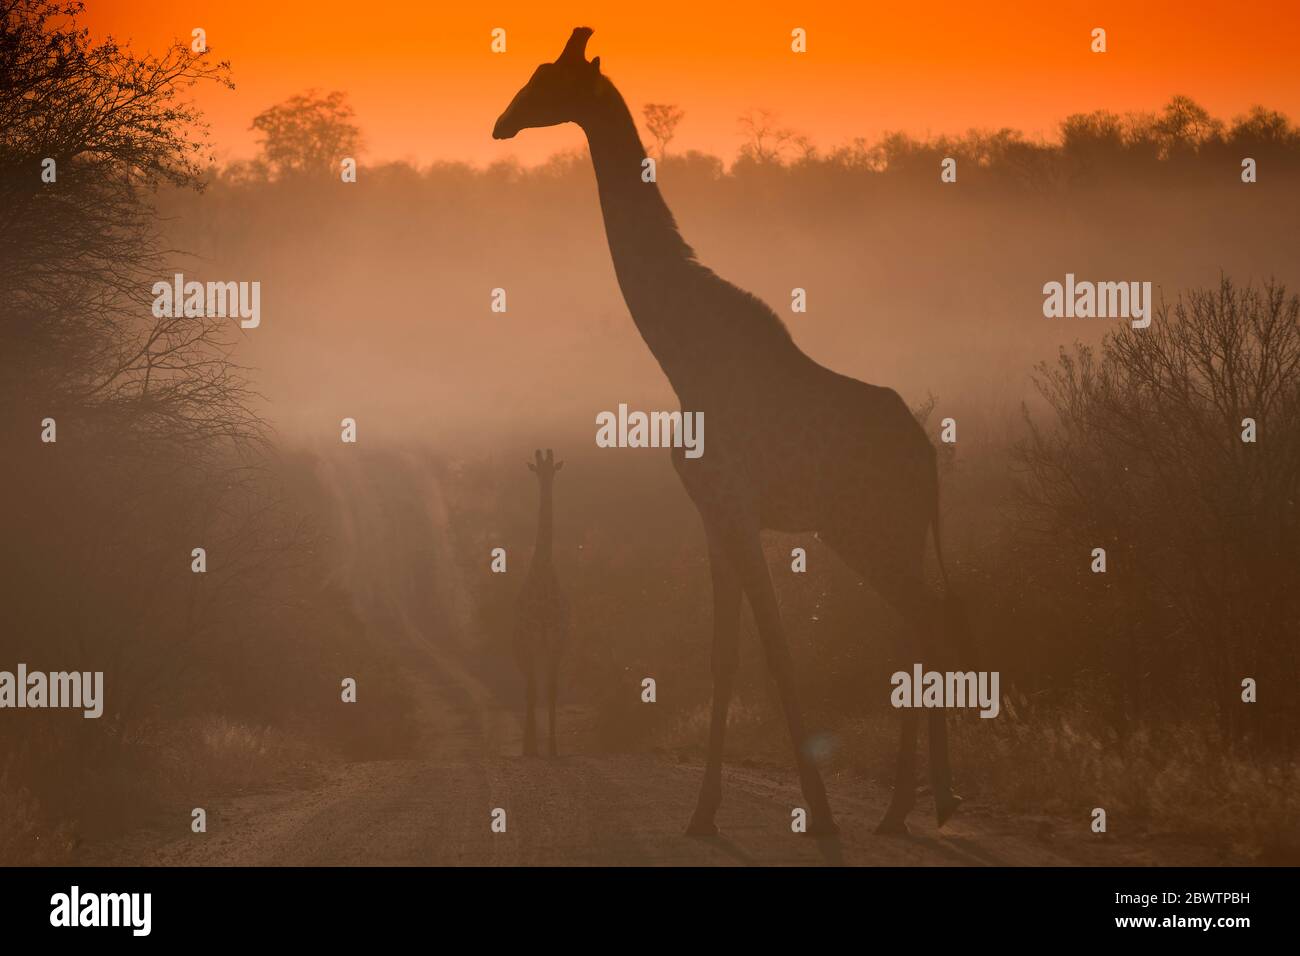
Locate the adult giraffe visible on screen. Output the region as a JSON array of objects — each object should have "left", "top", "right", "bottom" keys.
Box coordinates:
[{"left": 494, "top": 28, "right": 963, "bottom": 836}]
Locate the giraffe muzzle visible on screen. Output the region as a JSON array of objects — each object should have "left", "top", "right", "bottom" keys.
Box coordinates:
[{"left": 492, "top": 112, "right": 520, "bottom": 140}]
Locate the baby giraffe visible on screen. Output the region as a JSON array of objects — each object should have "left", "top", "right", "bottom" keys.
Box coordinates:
[{"left": 515, "top": 449, "right": 570, "bottom": 757}]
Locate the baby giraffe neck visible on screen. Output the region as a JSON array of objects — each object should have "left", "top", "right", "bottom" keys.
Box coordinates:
[{"left": 534, "top": 483, "right": 553, "bottom": 564}]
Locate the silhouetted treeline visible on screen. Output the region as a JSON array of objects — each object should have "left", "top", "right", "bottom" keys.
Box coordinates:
[
  {"left": 223, "top": 91, "right": 1300, "bottom": 191},
  {"left": 794, "top": 95, "right": 1300, "bottom": 189}
]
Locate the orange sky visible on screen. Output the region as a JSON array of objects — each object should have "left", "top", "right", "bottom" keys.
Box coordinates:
[{"left": 85, "top": 0, "right": 1300, "bottom": 166}]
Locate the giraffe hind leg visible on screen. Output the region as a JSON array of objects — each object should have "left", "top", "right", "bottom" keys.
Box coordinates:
[
  {"left": 877, "top": 567, "right": 960, "bottom": 829},
  {"left": 522, "top": 656, "right": 538, "bottom": 757},
  {"left": 822, "top": 521, "right": 959, "bottom": 831}
]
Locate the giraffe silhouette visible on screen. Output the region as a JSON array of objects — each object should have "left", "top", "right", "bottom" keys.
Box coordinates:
[
  {"left": 494, "top": 29, "right": 965, "bottom": 835},
  {"left": 515, "top": 448, "right": 569, "bottom": 758}
]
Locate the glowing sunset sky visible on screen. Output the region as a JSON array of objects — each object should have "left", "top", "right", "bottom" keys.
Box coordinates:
[{"left": 84, "top": 0, "right": 1300, "bottom": 166}]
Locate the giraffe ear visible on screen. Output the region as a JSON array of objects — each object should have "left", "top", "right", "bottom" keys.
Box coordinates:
[{"left": 590, "top": 56, "right": 601, "bottom": 74}]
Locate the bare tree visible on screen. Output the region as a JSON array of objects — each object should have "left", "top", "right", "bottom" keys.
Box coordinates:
[
  {"left": 1154, "top": 95, "right": 1224, "bottom": 157},
  {"left": 641, "top": 103, "right": 684, "bottom": 158},
  {"left": 0, "top": 0, "right": 250, "bottom": 451},
  {"left": 0, "top": 0, "right": 278, "bottom": 715},
  {"left": 737, "top": 109, "right": 796, "bottom": 164},
  {"left": 1016, "top": 279, "right": 1300, "bottom": 746},
  {"left": 250, "top": 89, "right": 361, "bottom": 180}
]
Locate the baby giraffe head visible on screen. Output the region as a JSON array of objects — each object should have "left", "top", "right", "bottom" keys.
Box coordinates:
[
  {"left": 527, "top": 448, "right": 564, "bottom": 484},
  {"left": 492, "top": 27, "right": 603, "bottom": 140}
]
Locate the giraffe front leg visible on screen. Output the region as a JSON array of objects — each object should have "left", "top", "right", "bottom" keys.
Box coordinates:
[
  {"left": 685, "top": 529, "right": 742, "bottom": 836},
  {"left": 523, "top": 662, "right": 538, "bottom": 757},
  {"left": 728, "top": 525, "right": 838, "bottom": 837}
]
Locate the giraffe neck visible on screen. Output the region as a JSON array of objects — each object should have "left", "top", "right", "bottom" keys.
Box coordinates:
[
  {"left": 534, "top": 482, "right": 553, "bottom": 565},
  {"left": 578, "top": 78, "right": 701, "bottom": 391}
]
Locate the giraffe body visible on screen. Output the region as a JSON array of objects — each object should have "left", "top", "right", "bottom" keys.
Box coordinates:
[
  {"left": 516, "top": 449, "right": 569, "bottom": 758},
  {"left": 495, "top": 29, "right": 964, "bottom": 833}
]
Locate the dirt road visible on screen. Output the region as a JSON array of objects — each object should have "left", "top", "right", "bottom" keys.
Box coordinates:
[
  {"left": 83, "top": 449, "right": 1154, "bottom": 867},
  {"left": 94, "top": 640, "right": 1085, "bottom": 866}
]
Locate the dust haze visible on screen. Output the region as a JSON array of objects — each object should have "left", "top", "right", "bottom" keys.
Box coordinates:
[{"left": 4, "top": 0, "right": 1299, "bottom": 867}]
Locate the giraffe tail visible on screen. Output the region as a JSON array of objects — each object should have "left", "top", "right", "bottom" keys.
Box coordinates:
[
  {"left": 931, "top": 481, "right": 951, "bottom": 595},
  {"left": 931, "top": 477, "right": 970, "bottom": 661}
]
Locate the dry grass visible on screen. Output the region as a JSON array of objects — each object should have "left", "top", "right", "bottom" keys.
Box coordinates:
[
  {"left": 949, "top": 695, "right": 1300, "bottom": 862},
  {"left": 648, "top": 693, "right": 1299, "bottom": 863},
  {"left": 0, "top": 767, "right": 76, "bottom": 865},
  {"left": 0, "top": 715, "right": 317, "bottom": 865}
]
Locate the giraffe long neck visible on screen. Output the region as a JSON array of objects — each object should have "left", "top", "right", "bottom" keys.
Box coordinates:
[
  {"left": 579, "top": 79, "right": 700, "bottom": 391},
  {"left": 534, "top": 481, "right": 553, "bottom": 565}
]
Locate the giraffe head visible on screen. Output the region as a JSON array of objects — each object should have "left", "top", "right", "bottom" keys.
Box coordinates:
[
  {"left": 526, "top": 448, "right": 564, "bottom": 483},
  {"left": 492, "top": 27, "right": 602, "bottom": 140}
]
